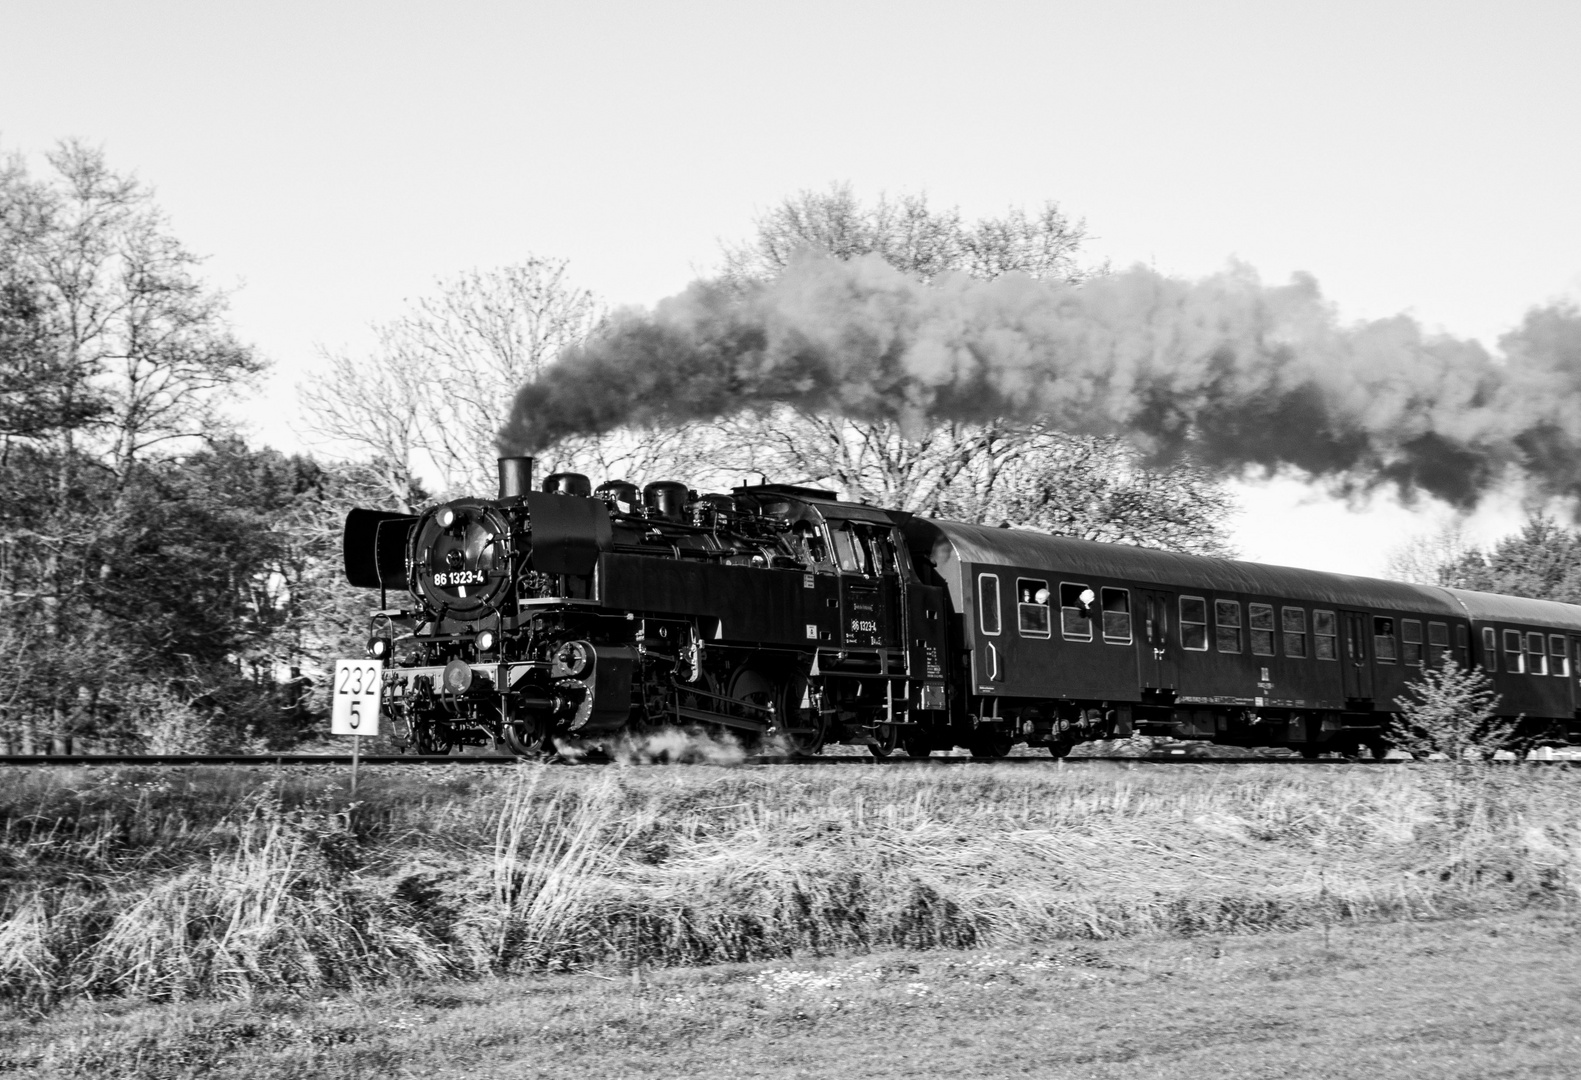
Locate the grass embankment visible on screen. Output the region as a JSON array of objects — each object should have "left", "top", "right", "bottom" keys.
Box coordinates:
[
  {"left": 1, "top": 762, "right": 1577, "bottom": 1016},
  {"left": 8, "top": 914, "right": 1579, "bottom": 1079}
]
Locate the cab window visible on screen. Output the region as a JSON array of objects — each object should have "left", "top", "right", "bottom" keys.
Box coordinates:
[{"left": 829, "top": 526, "right": 866, "bottom": 574}]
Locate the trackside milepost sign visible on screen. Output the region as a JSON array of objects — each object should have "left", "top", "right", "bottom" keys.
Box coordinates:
[{"left": 332, "top": 660, "right": 383, "bottom": 736}]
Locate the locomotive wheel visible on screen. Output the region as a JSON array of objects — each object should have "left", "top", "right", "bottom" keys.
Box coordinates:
[
  {"left": 775, "top": 673, "right": 827, "bottom": 757},
  {"left": 1047, "top": 740, "right": 1074, "bottom": 760},
  {"left": 501, "top": 717, "right": 552, "bottom": 759},
  {"left": 900, "top": 730, "right": 932, "bottom": 758},
  {"left": 727, "top": 666, "right": 781, "bottom": 753},
  {"left": 867, "top": 722, "right": 901, "bottom": 759}
]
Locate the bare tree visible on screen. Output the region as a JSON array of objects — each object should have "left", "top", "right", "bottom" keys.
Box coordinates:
[
  {"left": 1385, "top": 519, "right": 1474, "bottom": 586},
  {"left": 300, "top": 260, "right": 604, "bottom": 501},
  {"left": 721, "top": 183, "right": 1092, "bottom": 288},
  {"left": 1, "top": 142, "right": 263, "bottom": 482}
]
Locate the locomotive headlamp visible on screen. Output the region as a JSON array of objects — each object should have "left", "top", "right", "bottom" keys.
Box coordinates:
[
  {"left": 476, "top": 629, "right": 497, "bottom": 653},
  {"left": 368, "top": 636, "right": 390, "bottom": 659},
  {"left": 437, "top": 506, "right": 457, "bottom": 529}
]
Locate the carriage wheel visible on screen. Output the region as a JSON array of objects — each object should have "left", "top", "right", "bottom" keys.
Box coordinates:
[
  {"left": 969, "top": 729, "right": 1015, "bottom": 759},
  {"left": 867, "top": 722, "right": 902, "bottom": 759}
]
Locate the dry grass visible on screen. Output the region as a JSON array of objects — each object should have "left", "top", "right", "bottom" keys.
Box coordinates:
[{"left": 1, "top": 761, "right": 1578, "bottom": 1013}]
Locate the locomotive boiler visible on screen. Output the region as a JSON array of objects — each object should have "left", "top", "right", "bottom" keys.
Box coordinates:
[{"left": 342, "top": 457, "right": 1581, "bottom": 759}]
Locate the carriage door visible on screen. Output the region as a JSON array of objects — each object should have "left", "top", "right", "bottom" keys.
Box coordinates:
[
  {"left": 1341, "top": 611, "right": 1374, "bottom": 701},
  {"left": 1137, "top": 590, "right": 1178, "bottom": 691},
  {"left": 1571, "top": 636, "right": 1581, "bottom": 711}
]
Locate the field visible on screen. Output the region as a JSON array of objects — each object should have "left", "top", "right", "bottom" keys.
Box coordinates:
[{"left": 2, "top": 759, "right": 1579, "bottom": 1075}]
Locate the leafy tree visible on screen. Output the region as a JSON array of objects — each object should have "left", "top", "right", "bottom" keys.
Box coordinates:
[
  {"left": 0, "top": 142, "right": 264, "bottom": 752},
  {"left": 1444, "top": 517, "right": 1581, "bottom": 603}
]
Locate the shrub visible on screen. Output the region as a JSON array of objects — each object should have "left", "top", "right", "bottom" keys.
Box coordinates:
[{"left": 1389, "top": 659, "right": 1515, "bottom": 763}]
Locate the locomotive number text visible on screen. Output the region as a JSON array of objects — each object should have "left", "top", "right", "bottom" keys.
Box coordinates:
[
  {"left": 433, "top": 570, "right": 486, "bottom": 587},
  {"left": 850, "top": 619, "right": 878, "bottom": 633}
]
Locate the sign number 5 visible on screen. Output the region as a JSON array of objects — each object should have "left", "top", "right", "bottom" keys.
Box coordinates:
[{"left": 332, "top": 659, "right": 384, "bottom": 736}]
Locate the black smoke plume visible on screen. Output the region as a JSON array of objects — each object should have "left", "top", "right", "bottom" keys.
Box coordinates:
[{"left": 498, "top": 254, "right": 1581, "bottom": 510}]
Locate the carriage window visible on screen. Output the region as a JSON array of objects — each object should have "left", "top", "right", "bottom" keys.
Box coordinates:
[
  {"left": 1401, "top": 620, "right": 1423, "bottom": 667},
  {"left": 1374, "top": 617, "right": 1397, "bottom": 663},
  {"left": 1101, "top": 588, "right": 1132, "bottom": 644},
  {"left": 1060, "top": 583, "right": 1094, "bottom": 641},
  {"left": 1215, "top": 600, "right": 1242, "bottom": 653},
  {"left": 1428, "top": 622, "right": 1450, "bottom": 666},
  {"left": 1179, "top": 596, "right": 1208, "bottom": 651},
  {"left": 1528, "top": 632, "right": 1548, "bottom": 676},
  {"left": 1455, "top": 624, "right": 1469, "bottom": 667},
  {"left": 1282, "top": 608, "right": 1308, "bottom": 658},
  {"left": 1484, "top": 627, "right": 1499, "bottom": 672},
  {"left": 1504, "top": 629, "right": 1524, "bottom": 674},
  {"left": 1017, "top": 578, "right": 1050, "bottom": 638},
  {"left": 1249, "top": 604, "right": 1276, "bottom": 656},
  {"left": 1314, "top": 610, "right": 1338, "bottom": 660},
  {"left": 977, "top": 573, "right": 1001, "bottom": 636},
  {"left": 1550, "top": 635, "right": 1569, "bottom": 678}
]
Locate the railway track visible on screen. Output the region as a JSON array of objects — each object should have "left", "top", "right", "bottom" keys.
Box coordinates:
[{"left": 0, "top": 751, "right": 1390, "bottom": 767}]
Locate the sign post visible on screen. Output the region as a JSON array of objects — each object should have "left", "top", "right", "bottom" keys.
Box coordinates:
[{"left": 331, "top": 659, "right": 383, "bottom": 797}]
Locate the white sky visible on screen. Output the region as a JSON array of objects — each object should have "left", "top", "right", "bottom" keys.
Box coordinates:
[{"left": 5, "top": 0, "right": 1579, "bottom": 576}]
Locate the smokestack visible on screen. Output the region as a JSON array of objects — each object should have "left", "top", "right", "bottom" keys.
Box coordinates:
[{"left": 498, "top": 456, "right": 533, "bottom": 499}]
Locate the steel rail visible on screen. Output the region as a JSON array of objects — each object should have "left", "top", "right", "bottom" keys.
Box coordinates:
[{"left": 0, "top": 752, "right": 1396, "bottom": 767}]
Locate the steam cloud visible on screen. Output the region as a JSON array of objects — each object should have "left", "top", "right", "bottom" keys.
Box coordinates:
[{"left": 498, "top": 254, "right": 1581, "bottom": 509}]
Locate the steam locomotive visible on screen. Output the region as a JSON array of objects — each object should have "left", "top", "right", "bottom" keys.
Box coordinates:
[{"left": 341, "top": 457, "right": 1581, "bottom": 759}]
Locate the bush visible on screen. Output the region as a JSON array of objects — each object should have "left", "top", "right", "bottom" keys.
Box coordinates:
[{"left": 1389, "top": 659, "right": 1515, "bottom": 763}]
